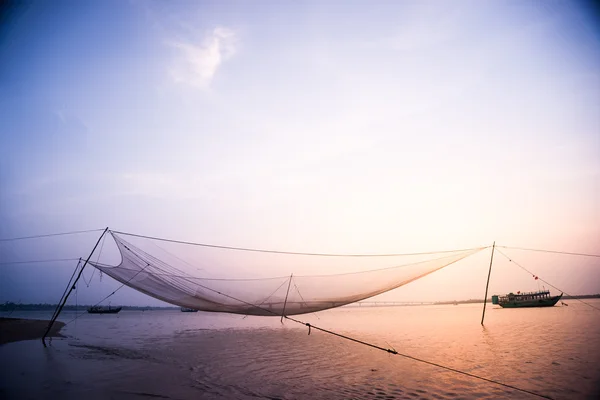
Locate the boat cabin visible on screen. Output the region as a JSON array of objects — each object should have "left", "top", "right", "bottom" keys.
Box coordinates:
[{"left": 492, "top": 290, "right": 554, "bottom": 305}]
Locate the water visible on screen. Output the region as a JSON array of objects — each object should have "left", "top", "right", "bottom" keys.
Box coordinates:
[{"left": 1, "top": 301, "right": 599, "bottom": 399}]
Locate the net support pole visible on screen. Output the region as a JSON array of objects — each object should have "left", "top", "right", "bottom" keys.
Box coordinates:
[
  {"left": 49, "top": 258, "right": 82, "bottom": 323},
  {"left": 481, "top": 242, "right": 496, "bottom": 325},
  {"left": 42, "top": 227, "right": 109, "bottom": 347},
  {"left": 281, "top": 274, "right": 293, "bottom": 323}
]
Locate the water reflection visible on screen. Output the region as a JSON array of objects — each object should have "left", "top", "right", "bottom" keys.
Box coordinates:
[{"left": 1, "top": 301, "right": 599, "bottom": 399}]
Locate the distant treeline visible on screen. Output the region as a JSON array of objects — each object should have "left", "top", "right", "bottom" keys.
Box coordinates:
[
  {"left": 434, "top": 294, "right": 600, "bottom": 305},
  {"left": 563, "top": 294, "right": 600, "bottom": 300},
  {"left": 434, "top": 299, "right": 483, "bottom": 305},
  {"left": 0, "top": 302, "right": 178, "bottom": 312},
  {"left": 3, "top": 294, "right": 599, "bottom": 311}
]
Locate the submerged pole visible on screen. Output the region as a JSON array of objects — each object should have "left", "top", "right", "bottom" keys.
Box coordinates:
[
  {"left": 281, "top": 274, "right": 293, "bottom": 323},
  {"left": 42, "top": 227, "right": 109, "bottom": 346},
  {"left": 481, "top": 242, "right": 496, "bottom": 325}
]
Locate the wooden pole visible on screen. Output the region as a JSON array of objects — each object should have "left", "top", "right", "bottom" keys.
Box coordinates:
[
  {"left": 42, "top": 227, "right": 109, "bottom": 346},
  {"left": 281, "top": 274, "right": 293, "bottom": 323},
  {"left": 481, "top": 242, "right": 496, "bottom": 325},
  {"left": 49, "top": 258, "right": 82, "bottom": 323}
]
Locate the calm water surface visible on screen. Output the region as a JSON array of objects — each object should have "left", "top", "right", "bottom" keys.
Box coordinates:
[{"left": 1, "top": 301, "right": 599, "bottom": 399}]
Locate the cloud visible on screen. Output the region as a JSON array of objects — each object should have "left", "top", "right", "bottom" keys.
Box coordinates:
[{"left": 168, "top": 27, "right": 237, "bottom": 89}]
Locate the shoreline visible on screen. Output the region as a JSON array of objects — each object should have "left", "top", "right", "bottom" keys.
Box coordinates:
[{"left": 0, "top": 317, "right": 65, "bottom": 345}]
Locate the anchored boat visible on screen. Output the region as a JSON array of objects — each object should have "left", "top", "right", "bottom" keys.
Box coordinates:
[
  {"left": 492, "top": 290, "right": 562, "bottom": 308},
  {"left": 180, "top": 307, "right": 198, "bottom": 312},
  {"left": 87, "top": 305, "right": 122, "bottom": 314}
]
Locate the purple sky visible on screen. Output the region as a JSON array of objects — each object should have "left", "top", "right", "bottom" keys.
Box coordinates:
[{"left": 1, "top": 1, "right": 598, "bottom": 306}]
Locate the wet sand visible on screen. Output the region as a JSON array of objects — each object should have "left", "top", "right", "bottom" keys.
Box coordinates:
[{"left": 0, "top": 317, "right": 65, "bottom": 345}]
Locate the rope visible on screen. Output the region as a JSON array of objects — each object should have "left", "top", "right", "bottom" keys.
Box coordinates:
[
  {"left": 81, "top": 270, "right": 91, "bottom": 287},
  {"left": 50, "top": 259, "right": 82, "bottom": 322},
  {"left": 73, "top": 243, "right": 551, "bottom": 398},
  {"left": 86, "top": 233, "right": 107, "bottom": 286},
  {"left": 66, "top": 232, "right": 206, "bottom": 326},
  {"left": 64, "top": 258, "right": 154, "bottom": 327},
  {"left": 284, "top": 316, "right": 554, "bottom": 399},
  {"left": 85, "top": 237, "right": 481, "bottom": 317},
  {"left": 293, "top": 280, "right": 320, "bottom": 320},
  {"left": 496, "top": 249, "right": 600, "bottom": 312},
  {"left": 242, "top": 278, "right": 290, "bottom": 319},
  {"left": 113, "top": 237, "right": 291, "bottom": 317},
  {"left": 0, "top": 229, "right": 104, "bottom": 242},
  {"left": 147, "top": 239, "right": 205, "bottom": 275},
  {"left": 497, "top": 246, "right": 600, "bottom": 258},
  {"left": 64, "top": 281, "right": 131, "bottom": 326},
  {"left": 96, "top": 238, "right": 481, "bottom": 314},
  {"left": 111, "top": 230, "right": 487, "bottom": 257},
  {"left": 108, "top": 234, "right": 483, "bottom": 290},
  {"left": 42, "top": 228, "right": 109, "bottom": 346},
  {"left": 0, "top": 258, "right": 81, "bottom": 265}
]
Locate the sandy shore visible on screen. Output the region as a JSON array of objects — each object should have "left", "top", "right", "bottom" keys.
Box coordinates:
[{"left": 0, "top": 317, "right": 65, "bottom": 345}]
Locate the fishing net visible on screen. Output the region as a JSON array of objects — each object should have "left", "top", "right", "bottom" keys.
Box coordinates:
[{"left": 90, "top": 232, "right": 482, "bottom": 316}]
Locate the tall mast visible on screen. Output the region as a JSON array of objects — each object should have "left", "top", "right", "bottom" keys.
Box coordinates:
[{"left": 480, "top": 242, "right": 496, "bottom": 325}]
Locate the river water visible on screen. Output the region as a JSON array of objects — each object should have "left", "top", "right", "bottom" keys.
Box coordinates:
[{"left": 1, "top": 301, "right": 599, "bottom": 399}]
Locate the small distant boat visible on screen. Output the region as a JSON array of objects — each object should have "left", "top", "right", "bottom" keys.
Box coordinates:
[
  {"left": 87, "top": 305, "right": 122, "bottom": 314},
  {"left": 492, "top": 290, "right": 562, "bottom": 308},
  {"left": 180, "top": 307, "right": 198, "bottom": 313}
]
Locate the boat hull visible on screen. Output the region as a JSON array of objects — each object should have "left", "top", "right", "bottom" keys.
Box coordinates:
[
  {"left": 497, "top": 294, "right": 562, "bottom": 308},
  {"left": 87, "top": 306, "right": 122, "bottom": 314}
]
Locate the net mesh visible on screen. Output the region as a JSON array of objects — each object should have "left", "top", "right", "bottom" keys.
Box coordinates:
[{"left": 90, "top": 232, "right": 482, "bottom": 316}]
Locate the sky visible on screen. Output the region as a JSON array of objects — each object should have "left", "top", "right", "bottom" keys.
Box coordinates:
[{"left": 0, "top": 0, "right": 599, "bottom": 307}]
